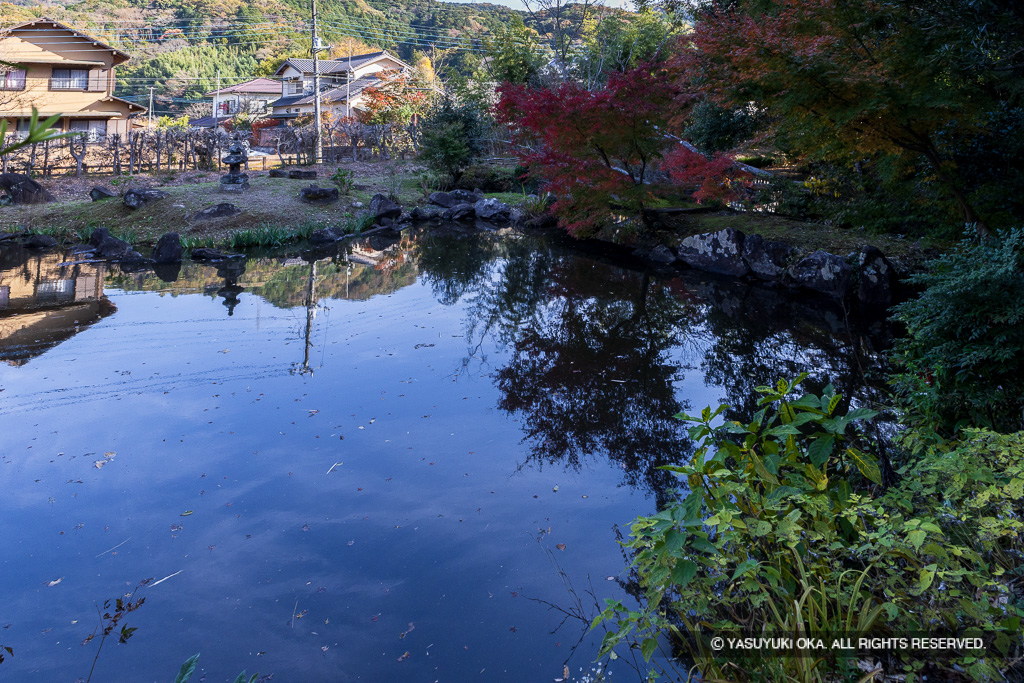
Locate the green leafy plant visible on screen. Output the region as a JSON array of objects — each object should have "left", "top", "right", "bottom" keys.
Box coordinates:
[
  {"left": 383, "top": 164, "right": 403, "bottom": 202},
  {"left": 330, "top": 168, "right": 355, "bottom": 196},
  {"left": 174, "top": 652, "right": 259, "bottom": 683},
  {"left": 0, "top": 107, "right": 66, "bottom": 157},
  {"left": 891, "top": 228, "right": 1024, "bottom": 435},
  {"left": 418, "top": 171, "right": 446, "bottom": 198},
  {"left": 595, "top": 376, "right": 1023, "bottom": 682},
  {"left": 419, "top": 93, "right": 486, "bottom": 184}
]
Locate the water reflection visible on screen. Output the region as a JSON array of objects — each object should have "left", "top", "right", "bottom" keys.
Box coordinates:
[
  {"left": 0, "top": 227, "right": 895, "bottom": 682},
  {"left": 414, "top": 228, "right": 891, "bottom": 499},
  {"left": 0, "top": 245, "right": 115, "bottom": 365}
]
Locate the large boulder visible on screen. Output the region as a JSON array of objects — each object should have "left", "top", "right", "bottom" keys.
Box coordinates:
[
  {"left": 309, "top": 227, "right": 344, "bottom": 244},
  {"left": 288, "top": 169, "right": 317, "bottom": 179},
  {"left": 90, "top": 186, "right": 117, "bottom": 202},
  {"left": 743, "top": 233, "right": 796, "bottom": 281},
  {"left": 25, "top": 233, "right": 59, "bottom": 249},
  {"left": 151, "top": 233, "right": 183, "bottom": 264},
  {"left": 123, "top": 188, "right": 168, "bottom": 210},
  {"left": 647, "top": 244, "right": 677, "bottom": 265},
  {"left": 369, "top": 193, "right": 402, "bottom": 221},
  {"left": 300, "top": 185, "right": 339, "bottom": 204},
  {"left": 88, "top": 227, "right": 131, "bottom": 260},
  {"left": 427, "top": 191, "right": 458, "bottom": 208},
  {"left": 473, "top": 197, "right": 511, "bottom": 222},
  {"left": 411, "top": 205, "right": 443, "bottom": 221},
  {"left": 449, "top": 203, "right": 476, "bottom": 221},
  {"left": 856, "top": 245, "right": 896, "bottom": 307},
  {"left": 449, "top": 189, "right": 484, "bottom": 204},
  {"left": 676, "top": 228, "right": 749, "bottom": 277},
  {"left": 0, "top": 173, "right": 55, "bottom": 205},
  {"left": 193, "top": 203, "right": 240, "bottom": 221},
  {"left": 789, "top": 250, "right": 853, "bottom": 299}
]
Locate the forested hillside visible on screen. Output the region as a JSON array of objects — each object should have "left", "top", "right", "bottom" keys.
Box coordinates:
[{"left": 0, "top": 0, "right": 539, "bottom": 114}]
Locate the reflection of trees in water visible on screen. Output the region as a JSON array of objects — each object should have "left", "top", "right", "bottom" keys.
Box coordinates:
[
  {"left": 418, "top": 230, "right": 701, "bottom": 500},
  {"left": 416, "top": 228, "right": 502, "bottom": 307},
  {"left": 689, "top": 276, "right": 892, "bottom": 423},
  {"left": 417, "top": 232, "right": 894, "bottom": 500}
]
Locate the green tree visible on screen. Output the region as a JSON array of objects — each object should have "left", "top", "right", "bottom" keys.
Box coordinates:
[
  {"left": 673, "top": 0, "right": 1024, "bottom": 235},
  {"left": 481, "top": 15, "right": 549, "bottom": 86},
  {"left": 418, "top": 93, "right": 487, "bottom": 182}
]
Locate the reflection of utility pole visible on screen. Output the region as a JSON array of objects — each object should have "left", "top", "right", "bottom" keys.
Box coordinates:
[
  {"left": 346, "top": 39, "right": 352, "bottom": 118},
  {"left": 148, "top": 87, "right": 154, "bottom": 128},
  {"left": 294, "top": 258, "right": 318, "bottom": 376}
]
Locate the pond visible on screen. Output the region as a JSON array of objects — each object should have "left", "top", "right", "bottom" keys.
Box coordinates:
[{"left": 0, "top": 226, "right": 891, "bottom": 682}]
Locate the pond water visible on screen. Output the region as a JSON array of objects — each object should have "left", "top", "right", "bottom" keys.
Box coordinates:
[{"left": 0, "top": 227, "right": 890, "bottom": 682}]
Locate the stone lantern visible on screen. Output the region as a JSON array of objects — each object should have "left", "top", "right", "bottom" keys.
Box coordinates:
[{"left": 220, "top": 136, "right": 250, "bottom": 193}]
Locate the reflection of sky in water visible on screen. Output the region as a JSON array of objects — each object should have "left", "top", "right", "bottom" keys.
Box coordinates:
[{"left": 0, "top": 234, "right": 884, "bottom": 681}]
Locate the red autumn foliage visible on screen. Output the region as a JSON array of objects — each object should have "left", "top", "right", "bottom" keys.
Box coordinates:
[
  {"left": 661, "top": 146, "right": 747, "bottom": 204},
  {"left": 497, "top": 65, "right": 681, "bottom": 237},
  {"left": 496, "top": 62, "right": 746, "bottom": 236}
]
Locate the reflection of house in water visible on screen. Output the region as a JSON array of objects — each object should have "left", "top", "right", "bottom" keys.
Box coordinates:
[{"left": 0, "top": 246, "right": 115, "bottom": 365}]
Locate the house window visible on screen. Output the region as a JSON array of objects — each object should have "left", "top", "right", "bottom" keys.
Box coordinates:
[
  {"left": 0, "top": 69, "right": 26, "bottom": 91},
  {"left": 51, "top": 68, "right": 89, "bottom": 90},
  {"left": 69, "top": 119, "right": 106, "bottom": 141}
]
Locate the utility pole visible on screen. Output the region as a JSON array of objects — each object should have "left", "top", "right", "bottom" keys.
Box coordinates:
[
  {"left": 311, "top": 0, "right": 323, "bottom": 165},
  {"left": 147, "top": 87, "right": 154, "bottom": 128},
  {"left": 213, "top": 70, "right": 221, "bottom": 130},
  {"left": 346, "top": 38, "right": 352, "bottom": 118}
]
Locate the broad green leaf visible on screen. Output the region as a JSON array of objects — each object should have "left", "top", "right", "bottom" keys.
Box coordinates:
[
  {"left": 732, "top": 558, "right": 759, "bottom": 581},
  {"left": 918, "top": 564, "right": 938, "bottom": 592},
  {"left": 175, "top": 654, "right": 200, "bottom": 683},
  {"left": 641, "top": 637, "right": 657, "bottom": 661},
  {"left": 907, "top": 529, "right": 927, "bottom": 551},
  {"left": 849, "top": 449, "right": 882, "bottom": 484},
  {"left": 846, "top": 407, "right": 879, "bottom": 421},
  {"left": 807, "top": 435, "right": 835, "bottom": 466},
  {"left": 671, "top": 560, "right": 698, "bottom": 587}
]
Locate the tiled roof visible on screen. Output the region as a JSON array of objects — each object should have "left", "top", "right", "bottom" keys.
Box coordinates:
[
  {"left": 204, "top": 77, "right": 281, "bottom": 97},
  {"left": 268, "top": 75, "right": 380, "bottom": 108},
  {"left": 275, "top": 52, "right": 407, "bottom": 76}
]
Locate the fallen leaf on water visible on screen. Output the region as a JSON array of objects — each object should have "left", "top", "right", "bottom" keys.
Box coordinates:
[
  {"left": 180, "top": 511, "right": 193, "bottom": 517},
  {"left": 564, "top": 665, "right": 570, "bottom": 679},
  {"left": 552, "top": 485, "right": 559, "bottom": 492},
  {"left": 397, "top": 651, "right": 410, "bottom": 662},
  {"left": 94, "top": 461, "right": 106, "bottom": 469},
  {"left": 321, "top": 646, "right": 328, "bottom": 654},
  {"left": 46, "top": 577, "right": 63, "bottom": 587},
  {"left": 556, "top": 543, "right": 566, "bottom": 551}
]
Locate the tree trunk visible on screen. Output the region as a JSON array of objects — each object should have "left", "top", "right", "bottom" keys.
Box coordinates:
[{"left": 921, "top": 145, "right": 990, "bottom": 240}]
